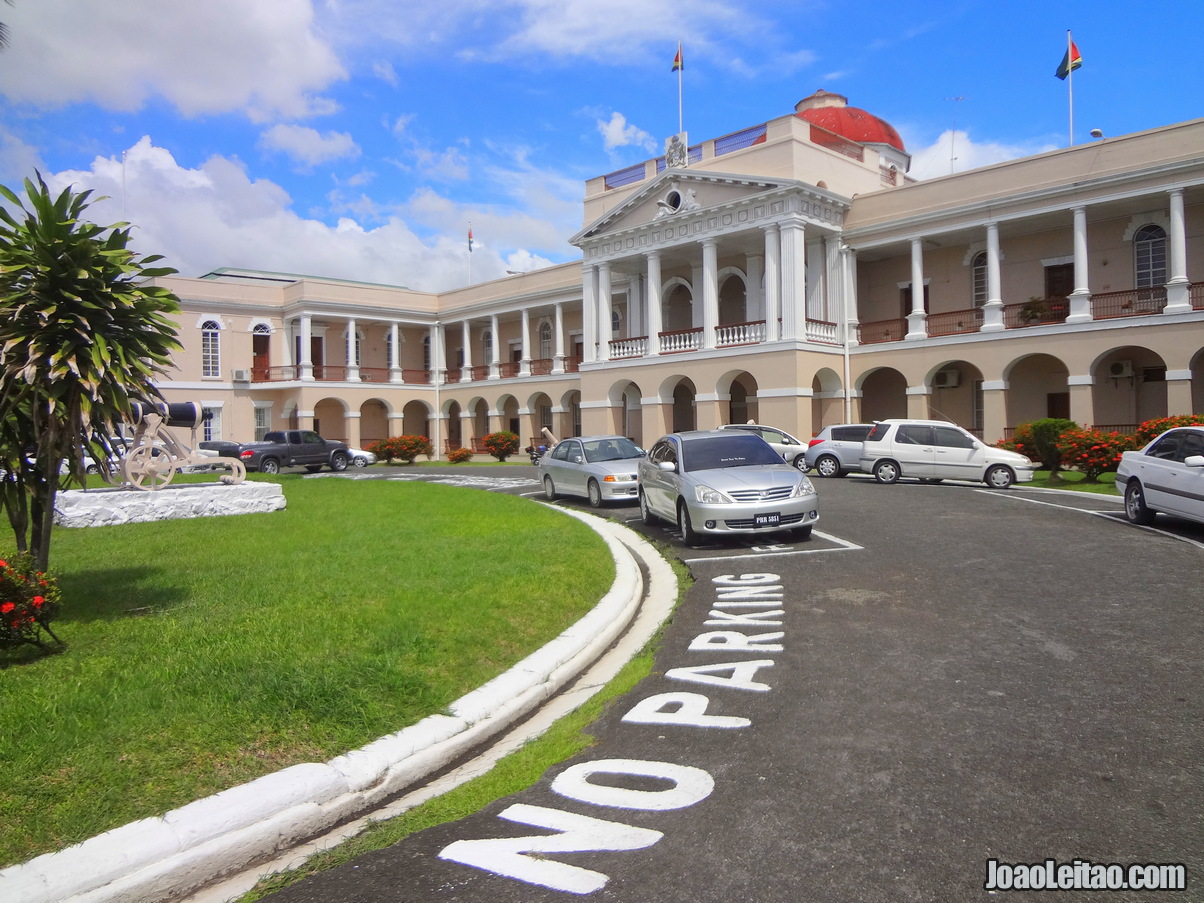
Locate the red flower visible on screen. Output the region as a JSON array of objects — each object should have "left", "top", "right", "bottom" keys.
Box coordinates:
[
  {"left": 32, "top": 596, "right": 44, "bottom": 608},
  {"left": 0, "top": 602, "right": 13, "bottom": 614}
]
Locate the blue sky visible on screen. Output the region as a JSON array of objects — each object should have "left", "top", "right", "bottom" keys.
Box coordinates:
[{"left": 1, "top": 0, "right": 1201, "bottom": 292}]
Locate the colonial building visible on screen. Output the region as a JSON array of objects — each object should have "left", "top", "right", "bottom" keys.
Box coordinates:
[{"left": 152, "top": 90, "right": 1204, "bottom": 454}]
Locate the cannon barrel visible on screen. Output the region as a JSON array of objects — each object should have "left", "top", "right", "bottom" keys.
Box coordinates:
[{"left": 129, "top": 401, "right": 211, "bottom": 429}]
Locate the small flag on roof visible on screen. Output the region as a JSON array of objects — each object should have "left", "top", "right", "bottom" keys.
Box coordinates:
[{"left": 1055, "top": 38, "right": 1082, "bottom": 80}]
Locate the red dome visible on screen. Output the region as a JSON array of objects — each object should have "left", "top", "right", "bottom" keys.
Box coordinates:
[{"left": 794, "top": 90, "right": 905, "bottom": 153}]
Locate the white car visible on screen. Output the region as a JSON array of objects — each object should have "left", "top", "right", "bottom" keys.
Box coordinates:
[
  {"left": 1115, "top": 426, "right": 1204, "bottom": 527},
  {"left": 858, "top": 419, "right": 1035, "bottom": 488},
  {"left": 719, "top": 423, "right": 809, "bottom": 469},
  {"left": 538, "top": 435, "right": 644, "bottom": 506},
  {"left": 347, "top": 447, "right": 378, "bottom": 467}
]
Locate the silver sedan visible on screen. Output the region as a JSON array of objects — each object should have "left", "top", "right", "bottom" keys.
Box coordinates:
[
  {"left": 637, "top": 429, "right": 819, "bottom": 546},
  {"left": 1115, "top": 426, "right": 1204, "bottom": 527},
  {"left": 538, "top": 435, "right": 645, "bottom": 507}
]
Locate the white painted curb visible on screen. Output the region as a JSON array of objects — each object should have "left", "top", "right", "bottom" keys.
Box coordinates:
[{"left": 0, "top": 508, "right": 660, "bottom": 903}]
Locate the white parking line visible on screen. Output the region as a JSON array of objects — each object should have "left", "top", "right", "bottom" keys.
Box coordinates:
[
  {"left": 681, "top": 529, "right": 864, "bottom": 563},
  {"left": 985, "top": 490, "right": 1204, "bottom": 551}
]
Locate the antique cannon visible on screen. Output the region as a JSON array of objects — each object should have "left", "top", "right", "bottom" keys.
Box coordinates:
[{"left": 122, "top": 402, "right": 246, "bottom": 490}]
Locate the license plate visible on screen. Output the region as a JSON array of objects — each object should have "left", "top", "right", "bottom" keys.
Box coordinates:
[{"left": 754, "top": 512, "right": 781, "bottom": 527}]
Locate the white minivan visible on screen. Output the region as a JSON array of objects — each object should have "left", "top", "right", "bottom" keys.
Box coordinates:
[{"left": 858, "top": 419, "right": 1035, "bottom": 488}]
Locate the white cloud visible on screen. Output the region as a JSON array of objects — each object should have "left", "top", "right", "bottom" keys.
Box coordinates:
[
  {"left": 907, "top": 130, "right": 1057, "bottom": 180},
  {"left": 35, "top": 137, "right": 577, "bottom": 292},
  {"left": 0, "top": 0, "right": 346, "bottom": 120},
  {"left": 597, "top": 112, "right": 657, "bottom": 154},
  {"left": 258, "top": 125, "right": 361, "bottom": 168}
]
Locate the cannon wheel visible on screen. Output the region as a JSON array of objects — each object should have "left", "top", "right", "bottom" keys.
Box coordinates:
[{"left": 124, "top": 445, "right": 177, "bottom": 491}]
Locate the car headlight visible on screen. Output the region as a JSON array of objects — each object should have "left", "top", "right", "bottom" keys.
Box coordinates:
[
  {"left": 791, "top": 476, "right": 815, "bottom": 497},
  {"left": 694, "top": 484, "right": 734, "bottom": 505},
  {"left": 603, "top": 474, "right": 636, "bottom": 482}
]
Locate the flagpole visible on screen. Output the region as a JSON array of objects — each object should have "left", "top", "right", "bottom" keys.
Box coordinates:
[
  {"left": 1066, "top": 30, "right": 1074, "bottom": 146},
  {"left": 677, "top": 42, "right": 683, "bottom": 136}
]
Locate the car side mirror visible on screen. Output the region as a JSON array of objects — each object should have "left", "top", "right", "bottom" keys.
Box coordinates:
[
  {"left": 658, "top": 460, "right": 676, "bottom": 472},
  {"left": 1185, "top": 455, "right": 1204, "bottom": 468},
  {"left": 571, "top": 455, "right": 583, "bottom": 464}
]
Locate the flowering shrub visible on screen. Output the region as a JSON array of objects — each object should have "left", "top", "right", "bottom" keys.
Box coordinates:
[
  {"left": 1134, "top": 414, "right": 1204, "bottom": 447},
  {"left": 447, "top": 446, "right": 474, "bottom": 464},
  {"left": 0, "top": 553, "right": 63, "bottom": 651},
  {"left": 483, "top": 431, "right": 520, "bottom": 462},
  {"left": 367, "top": 435, "right": 433, "bottom": 464},
  {"left": 1055, "top": 428, "right": 1136, "bottom": 481},
  {"left": 996, "top": 418, "right": 1077, "bottom": 474}
]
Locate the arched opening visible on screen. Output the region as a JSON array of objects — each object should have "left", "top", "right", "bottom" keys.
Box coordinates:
[
  {"left": 671, "top": 379, "right": 697, "bottom": 432},
  {"left": 859, "top": 369, "right": 908, "bottom": 422},
  {"left": 313, "top": 398, "right": 348, "bottom": 442},
  {"left": 360, "top": 399, "right": 389, "bottom": 446},
  {"left": 718, "top": 273, "right": 748, "bottom": 326},
  {"left": 402, "top": 400, "right": 430, "bottom": 437},
  {"left": 1092, "top": 346, "right": 1167, "bottom": 431},
  {"left": 1004, "top": 354, "right": 1070, "bottom": 428}
]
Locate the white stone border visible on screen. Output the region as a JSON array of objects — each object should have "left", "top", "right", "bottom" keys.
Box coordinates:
[{"left": 0, "top": 509, "right": 671, "bottom": 903}]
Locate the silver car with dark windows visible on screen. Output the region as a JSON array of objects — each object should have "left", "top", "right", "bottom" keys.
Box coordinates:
[
  {"left": 637, "top": 430, "right": 819, "bottom": 546},
  {"left": 719, "top": 422, "right": 809, "bottom": 470},
  {"left": 1115, "top": 426, "right": 1204, "bottom": 527},
  {"left": 804, "top": 423, "right": 874, "bottom": 477},
  {"left": 538, "top": 435, "right": 644, "bottom": 507}
]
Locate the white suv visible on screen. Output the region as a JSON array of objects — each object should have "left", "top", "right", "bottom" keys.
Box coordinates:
[{"left": 858, "top": 419, "right": 1034, "bottom": 488}]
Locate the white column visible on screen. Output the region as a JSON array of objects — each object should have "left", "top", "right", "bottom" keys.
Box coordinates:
[
  {"left": 346, "top": 318, "right": 360, "bottom": 381},
  {"left": 581, "top": 264, "right": 597, "bottom": 364},
  {"left": 299, "top": 315, "right": 313, "bottom": 380},
  {"left": 489, "top": 313, "right": 501, "bottom": 378},
  {"left": 646, "top": 252, "right": 663, "bottom": 354},
  {"left": 389, "top": 322, "right": 402, "bottom": 383},
  {"left": 598, "top": 262, "right": 613, "bottom": 360},
  {"left": 779, "top": 218, "right": 805, "bottom": 340},
  {"left": 805, "top": 240, "right": 825, "bottom": 323},
  {"left": 1066, "top": 205, "right": 1093, "bottom": 323},
  {"left": 745, "top": 253, "right": 764, "bottom": 322},
  {"left": 519, "top": 307, "right": 531, "bottom": 376},
  {"left": 905, "top": 238, "right": 927, "bottom": 340},
  {"left": 628, "top": 275, "right": 644, "bottom": 341},
  {"left": 461, "top": 320, "right": 473, "bottom": 372},
  {"left": 763, "top": 225, "right": 781, "bottom": 340},
  {"left": 702, "top": 238, "right": 718, "bottom": 349},
  {"left": 981, "top": 222, "right": 1005, "bottom": 332},
  {"left": 553, "top": 302, "right": 566, "bottom": 373},
  {"left": 824, "top": 236, "right": 840, "bottom": 324},
  {"left": 841, "top": 246, "right": 859, "bottom": 346},
  {"left": 429, "top": 323, "right": 444, "bottom": 386},
  {"left": 1165, "top": 188, "right": 1191, "bottom": 312}
]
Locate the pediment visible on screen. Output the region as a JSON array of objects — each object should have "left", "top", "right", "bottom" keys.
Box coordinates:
[{"left": 571, "top": 169, "right": 796, "bottom": 245}]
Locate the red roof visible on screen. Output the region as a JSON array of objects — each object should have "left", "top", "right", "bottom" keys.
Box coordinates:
[{"left": 796, "top": 105, "right": 905, "bottom": 153}]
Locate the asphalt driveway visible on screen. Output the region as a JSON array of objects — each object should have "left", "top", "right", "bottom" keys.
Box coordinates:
[{"left": 266, "top": 474, "right": 1203, "bottom": 902}]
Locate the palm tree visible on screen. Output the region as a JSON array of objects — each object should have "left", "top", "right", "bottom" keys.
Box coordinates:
[
  {"left": 0, "top": 1, "right": 12, "bottom": 51},
  {"left": 0, "top": 172, "right": 182, "bottom": 570}
]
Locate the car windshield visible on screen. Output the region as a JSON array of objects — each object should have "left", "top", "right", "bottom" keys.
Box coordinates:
[
  {"left": 681, "top": 435, "right": 783, "bottom": 472},
  {"left": 582, "top": 437, "right": 644, "bottom": 463}
]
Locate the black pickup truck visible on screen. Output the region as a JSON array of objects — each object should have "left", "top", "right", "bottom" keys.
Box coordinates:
[{"left": 201, "top": 430, "right": 350, "bottom": 474}]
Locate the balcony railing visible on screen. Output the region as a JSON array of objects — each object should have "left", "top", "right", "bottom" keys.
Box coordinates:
[
  {"left": 858, "top": 318, "right": 907, "bottom": 345},
  {"left": 1092, "top": 286, "right": 1167, "bottom": 319},
  {"left": 927, "top": 307, "right": 984, "bottom": 337},
  {"left": 804, "top": 319, "right": 839, "bottom": 345},
  {"left": 530, "top": 358, "right": 554, "bottom": 376},
  {"left": 499, "top": 362, "right": 520, "bottom": 378},
  {"left": 443, "top": 368, "right": 463, "bottom": 384},
  {"left": 564, "top": 356, "right": 581, "bottom": 373},
  {"left": 402, "top": 369, "right": 431, "bottom": 384},
  {"left": 1192, "top": 281, "right": 1204, "bottom": 310},
  {"left": 717, "top": 321, "right": 766, "bottom": 346},
  {"left": 358, "top": 367, "right": 391, "bottom": 383},
  {"left": 1003, "top": 299, "right": 1069, "bottom": 329},
  {"left": 609, "top": 337, "right": 647, "bottom": 359},
  {"left": 659, "top": 327, "right": 704, "bottom": 353},
  {"left": 471, "top": 365, "right": 490, "bottom": 381}
]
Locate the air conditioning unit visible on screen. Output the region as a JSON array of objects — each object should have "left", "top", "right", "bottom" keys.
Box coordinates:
[
  {"left": 1109, "top": 360, "right": 1134, "bottom": 379},
  {"left": 231, "top": 369, "right": 251, "bottom": 382},
  {"left": 933, "top": 368, "right": 960, "bottom": 388}
]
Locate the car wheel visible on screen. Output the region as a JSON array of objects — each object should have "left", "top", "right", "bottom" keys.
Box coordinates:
[
  {"left": 984, "top": 465, "right": 1014, "bottom": 489},
  {"left": 260, "top": 458, "right": 281, "bottom": 475},
  {"left": 872, "top": 460, "right": 900, "bottom": 484},
  {"left": 587, "top": 479, "right": 604, "bottom": 508},
  {"left": 639, "top": 490, "right": 656, "bottom": 525},
  {"left": 352, "top": 456, "right": 367, "bottom": 468},
  {"left": 85, "top": 463, "right": 100, "bottom": 475},
  {"left": 1124, "top": 480, "right": 1157, "bottom": 525},
  {"left": 815, "top": 454, "right": 842, "bottom": 478},
  {"left": 330, "top": 452, "right": 349, "bottom": 472},
  {"left": 792, "top": 454, "right": 809, "bottom": 472},
  {"left": 677, "top": 500, "right": 701, "bottom": 547},
  {"left": 543, "top": 475, "right": 558, "bottom": 501}
]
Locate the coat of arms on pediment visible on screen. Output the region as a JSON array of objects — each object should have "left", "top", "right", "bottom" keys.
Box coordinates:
[{"left": 654, "top": 182, "right": 700, "bottom": 219}]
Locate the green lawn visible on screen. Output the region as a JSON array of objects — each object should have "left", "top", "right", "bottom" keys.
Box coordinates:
[
  {"left": 1029, "top": 469, "right": 1122, "bottom": 495},
  {"left": 0, "top": 476, "right": 613, "bottom": 868}
]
